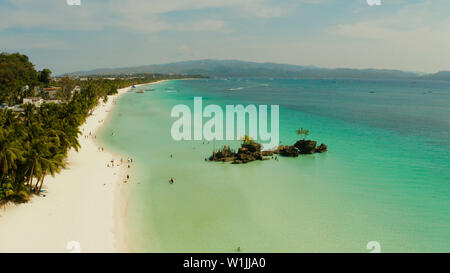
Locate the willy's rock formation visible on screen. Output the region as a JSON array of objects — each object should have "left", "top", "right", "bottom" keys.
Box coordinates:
[{"left": 209, "top": 139, "right": 328, "bottom": 164}]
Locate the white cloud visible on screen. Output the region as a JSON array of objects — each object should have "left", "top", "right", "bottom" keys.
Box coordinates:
[
  {"left": 0, "top": 0, "right": 307, "bottom": 33},
  {"left": 324, "top": 1, "right": 450, "bottom": 72}
]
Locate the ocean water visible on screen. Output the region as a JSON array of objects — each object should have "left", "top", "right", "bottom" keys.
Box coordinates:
[{"left": 98, "top": 78, "right": 450, "bottom": 252}]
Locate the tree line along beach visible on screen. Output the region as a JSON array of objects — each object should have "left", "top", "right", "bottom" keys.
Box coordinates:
[{"left": 0, "top": 52, "right": 195, "bottom": 252}]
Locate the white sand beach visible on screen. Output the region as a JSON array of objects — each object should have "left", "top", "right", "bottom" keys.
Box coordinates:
[{"left": 0, "top": 81, "right": 163, "bottom": 253}]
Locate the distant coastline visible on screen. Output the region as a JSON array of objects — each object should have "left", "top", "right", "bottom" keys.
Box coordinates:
[{"left": 66, "top": 60, "right": 450, "bottom": 81}]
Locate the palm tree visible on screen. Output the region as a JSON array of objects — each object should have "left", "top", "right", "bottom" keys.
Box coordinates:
[
  {"left": 35, "top": 152, "right": 66, "bottom": 194},
  {"left": 296, "top": 128, "right": 310, "bottom": 140},
  {"left": 0, "top": 128, "right": 24, "bottom": 189},
  {"left": 24, "top": 136, "right": 51, "bottom": 191},
  {"left": 20, "top": 103, "right": 36, "bottom": 128},
  {"left": 0, "top": 109, "right": 18, "bottom": 127},
  {"left": 1, "top": 70, "right": 181, "bottom": 203},
  {"left": 240, "top": 135, "right": 253, "bottom": 144}
]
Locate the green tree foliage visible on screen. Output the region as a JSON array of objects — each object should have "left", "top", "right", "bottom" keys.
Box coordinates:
[
  {"left": 56, "top": 76, "right": 75, "bottom": 101},
  {"left": 38, "top": 69, "right": 52, "bottom": 86},
  {"left": 0, "top": 80, "right": 104, "bottom": 202},
  {"left": 0, "top": 52, "right": 54, "bottom": 104},
  {"left": 0, "top": 53, "right": 38, "bottom": 104},
  {"left": 240, "top": 134, "right": 253, "bottom": 144},
  {"left": 296, "top": 128, "right": 310, "bottom": 140},
  {"left": 0, "top": 52, "right": 187, "bottom": 204}
]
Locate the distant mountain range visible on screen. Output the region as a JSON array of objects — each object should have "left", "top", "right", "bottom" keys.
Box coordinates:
[
  {"left": 419, "top": 71, "right": 450, "bottom": 81},
  {"left": 66, "top": 59, "right": 450, "bottom": 81}
]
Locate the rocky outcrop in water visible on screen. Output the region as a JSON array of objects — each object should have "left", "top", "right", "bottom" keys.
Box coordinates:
[
  {"left": 209, "top": 141, "right": 270, "bottom": 164},
  {"left": 209, "top": 145, "right": 235, "bottom": 162},
  {"left": 208, "top": 137, "right": 328, "bottom": 164},
  {"left": 234, "top": 142, "right": 265, "bottom": 164},
  {"left": 261, "top": 150, "right": 274, "bottom": 157},
  {"left": 294, "top": 140, "right": 328, "bottom": 154},
  {"left": 316, "top": 143, "right": 328, "bottom": 153},
  {"left": 294, "top": 140, "right": 317, "bottom": 154},
  {"left": 274, "top": 145, "right": 299, "bottom": 157}
]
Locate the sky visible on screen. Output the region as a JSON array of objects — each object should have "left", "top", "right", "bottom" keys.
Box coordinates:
[{"left": 1, "top": 0, "right": 449, "bottom": 75}]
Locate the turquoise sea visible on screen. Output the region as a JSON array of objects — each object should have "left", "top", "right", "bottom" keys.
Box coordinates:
[{"left": 99, "top": 78, "right": 450, "bottom": 252}]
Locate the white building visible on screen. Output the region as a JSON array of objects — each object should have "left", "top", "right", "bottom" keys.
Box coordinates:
[
  {"left": 72, "top": 86, "right": 81, "bottom": 94},
  {"left": 44, "top": 87, "right": 61, "bottom": 99},
  {"left": 34, "top": 86, "right": 43, "bottom": 96},
  {"left": 44, "top": 100, "right": 62, "bottom": 105},
  {"left": 23, "top": 97, "right": 44, "bottom": 107}
]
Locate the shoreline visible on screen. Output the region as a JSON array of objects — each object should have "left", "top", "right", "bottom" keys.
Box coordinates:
[
  {"left": 0, "top": 80, "right": 168, "bottom": 253},
  {"left": 99, "top": 80, "right": 169, "bottom": 252}
]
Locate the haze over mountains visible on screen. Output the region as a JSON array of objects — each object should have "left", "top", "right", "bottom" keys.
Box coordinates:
[{"left": 67, "top": 60, "right": 450, "bottom": 81}]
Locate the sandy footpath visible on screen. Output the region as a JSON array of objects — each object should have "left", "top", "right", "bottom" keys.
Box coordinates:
[{"left": 0, "top": 81, "right": 162, "bottom": 253}]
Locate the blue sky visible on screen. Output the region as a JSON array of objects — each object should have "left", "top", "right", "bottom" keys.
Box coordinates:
[{"left": 1, "top": 0, "right": 449, "bottom": 74}]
